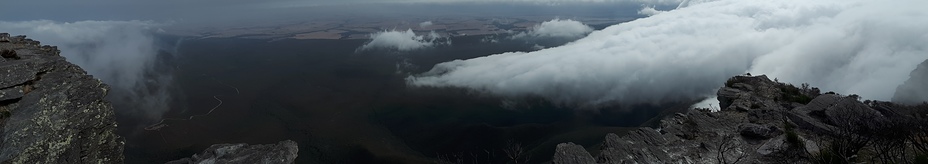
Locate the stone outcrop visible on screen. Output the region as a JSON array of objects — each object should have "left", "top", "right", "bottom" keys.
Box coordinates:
[
  {"left": 166, "top": 140, "right": 299, "bottom": 164},
  {"left": 0, "top": 33, "right": 124, "bottom": 163},
  {"left": 552, "top": 143, "right": 596, "bottom": 164},
  {"left": 894, "top": 59, "right": 928, "bottom": 105},
  {"left": 553, "top": 75, "right": 927, "bottom": 163}
]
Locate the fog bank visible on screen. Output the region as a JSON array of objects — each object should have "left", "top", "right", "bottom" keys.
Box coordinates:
[
  {"left": 409, "top": 0, "right": 928, "bottom": 107},
  {"left": 0, "top": 20, "right": 174, "bottom": 121}
]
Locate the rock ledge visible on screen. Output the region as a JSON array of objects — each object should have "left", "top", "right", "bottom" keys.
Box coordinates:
[{"left": 0, "top": 33, "right": 124, "bottom": 163}]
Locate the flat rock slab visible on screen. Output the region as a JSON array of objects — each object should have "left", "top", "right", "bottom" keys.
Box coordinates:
[
  {"left": 552, "top": 142, "right": 595, "bottom": 164},
  {"left": 167, "top": 140, "right": 299, "bottom": 164}
]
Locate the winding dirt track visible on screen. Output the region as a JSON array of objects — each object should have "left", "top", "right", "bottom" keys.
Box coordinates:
[{"left": 144, "top": 79, "right": 239, "bottom": 131}]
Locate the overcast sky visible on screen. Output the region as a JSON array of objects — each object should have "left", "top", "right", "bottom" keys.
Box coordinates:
[
  {"left": 0, "top": 0, "right": 679, "bottom": 120},
  {"left": 0, "top": 0, "right": 677, "bottom": 23}
]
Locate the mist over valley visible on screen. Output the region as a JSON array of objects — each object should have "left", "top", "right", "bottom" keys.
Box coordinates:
[{"left": 2, "top": 0, "right": 928, "bottom": 163}]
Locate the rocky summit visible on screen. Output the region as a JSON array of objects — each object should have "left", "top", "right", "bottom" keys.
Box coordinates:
[
  {"left": 554, "top": 75, "right": 928, "bottom": 163},
  {"left": 0, "top": 33, "right": 124, "bottom": 163}
]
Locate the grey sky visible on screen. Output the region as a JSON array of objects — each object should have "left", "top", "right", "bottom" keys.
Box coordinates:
[
  {"left": 0, "top": 0, "right": 679, "bottom": 121},
  {"left": 1, "top": 0, "right": 677, "bottom": 23}
]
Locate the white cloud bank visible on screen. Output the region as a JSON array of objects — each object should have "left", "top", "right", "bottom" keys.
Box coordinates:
[
  {"left": 512, "top": 19, "right": 593, "bottom": 40},
  {"left": 359, "top": 29, "right": 448, "bottom": 51},
  {"left": 419, "top": 21, "right": 434, "bottom": 28},
  {"left": 0, "top": 20, "right": 174, "bottom": 121},
  {"left": 637, "top": 6, "right": 665, "bottom": 16},
  {"left": 408, "top": 0, "right": 928, "bottom": 107}
]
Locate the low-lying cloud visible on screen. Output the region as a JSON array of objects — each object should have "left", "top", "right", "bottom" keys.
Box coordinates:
[
  {"left": 512, "top": 19, "right": 593, "bottom": 40},
  {"left": 637, "top": 6, "right": 664, "bottom": 16},
  {"left": 419, "top": 21, "right": 433, "bottom": 28},
  {"left": 893, "top": 59, "right": 928, "bottom": 104},
  {"left": 408, "top": 0, "right": 928, "bottom": 107},
  {"left": 0, "top": 20, "right": 174, "bottom": 121},
  {"left": 359, "top": 29, "right": 449, "bottom": 52}
]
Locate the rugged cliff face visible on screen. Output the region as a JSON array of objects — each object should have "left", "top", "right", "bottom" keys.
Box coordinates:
[
  {"left": 0, "top": 33, "right": 300, "bottom": 164},
  {"left": 554, "top": 75, "right": 928, "bottom": 163},
  {"left": 894, "top": 59, "right": 928, "bottom": 105},
  {"left": 0, "top": 33, "right": 124, "bottom": 163}
]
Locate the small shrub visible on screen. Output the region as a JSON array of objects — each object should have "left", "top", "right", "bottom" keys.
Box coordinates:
[
  {"left": 848, "top": 94, "right": 861, "bottom": 101},
  {"left": 914, "top": 153, "right": 928, "bottom": 164},
  {"left": 0, "top": 108, "right": 10, "bottom": 119},
  {"left": 696, "top": 108, "right": 712, "bottom": 113},
  {"left": 779, "top": 85, "right": 813, "bottom": 104},
  {"left": 783, "top": 120, "right": 804, "bottom": 147},
  {"left": 789, "top": 95, "right": 813, "bottom": 104},
  {"left": 786, "top": 130, "right": 802, "bottom": 147},
  {"left": 812, "top": 149, "right": 845, "bottom": 164}
]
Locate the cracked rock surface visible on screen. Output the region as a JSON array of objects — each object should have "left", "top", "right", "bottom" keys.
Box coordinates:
[
  {"left": 167, "top": 140, "right": 299, "bottom": 164},
  {"left": 0, "top": 33, "right": 124, "bottom": 163}
]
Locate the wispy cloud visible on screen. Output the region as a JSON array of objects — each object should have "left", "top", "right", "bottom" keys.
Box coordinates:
[
  {"left": 419, "top": 21, "right": 433, "bottom": 28},
  {"left": 637, "top": 6, "right": 664, "bottom": 16},
  {"left": 511, "top": 19, "right": 593, "bottom": 40},
  {"left": 359, "top": 29, "right": 449, "bottom": 52}
]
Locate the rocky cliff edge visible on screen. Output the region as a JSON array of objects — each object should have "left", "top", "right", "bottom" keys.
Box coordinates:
[
  {"left": 554, "top": 75, "right": 928, "bottom": 163},
  {"left": 0, "top": 33, "right": 124, "bottom": 163},
  {"left": 0, "top": 33, "right": 300, "bottom": 164}
]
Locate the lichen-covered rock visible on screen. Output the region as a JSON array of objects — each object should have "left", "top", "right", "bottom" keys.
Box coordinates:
[
  {"left": 0, "top": 86, "right": 24, "bottom": 102},
  {"left": 598, "top": 129, "right": 677, "bottom": 163},
  {"left": 718, "top": 75, "right": 784, "bottom": 112},
  {"left": 166, "top": 140, "right": 299, "bottom": 164},
  {"left": 552, "top": 142, "right": 595, "bottom": 164},
  {"left": 0, "top": 33, "right": 124, "bottom": 163}
]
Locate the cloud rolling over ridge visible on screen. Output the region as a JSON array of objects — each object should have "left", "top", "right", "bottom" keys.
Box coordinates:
[
  {"left": 409, "top": 0, "right": 928, "bottom": 107},
  {"left": 0, "top": 20, "right": 174, "bottom": 121}
]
